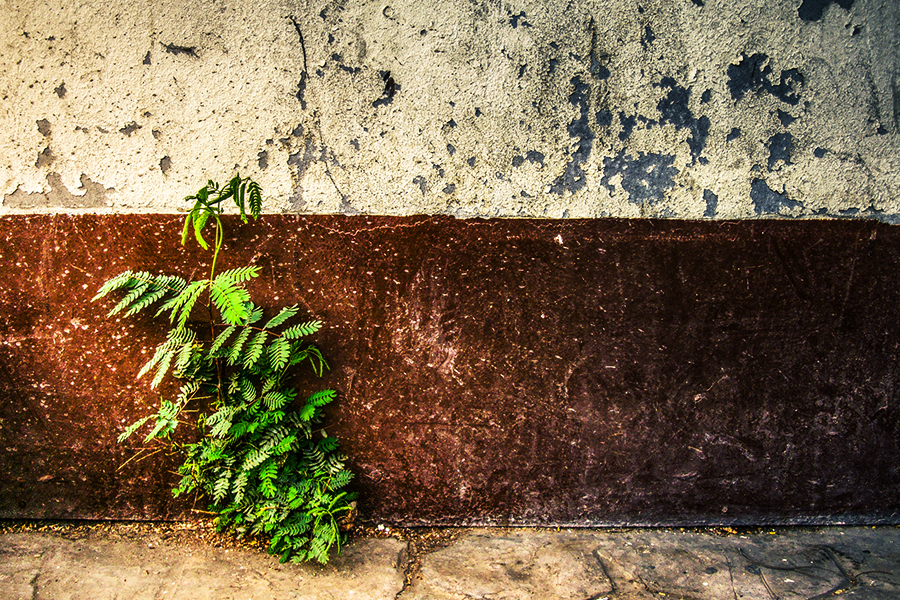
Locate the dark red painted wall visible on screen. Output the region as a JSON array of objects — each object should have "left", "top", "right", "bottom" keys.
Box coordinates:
[{"left": 1, "top": 215, "right": 898, "bottom": 525}]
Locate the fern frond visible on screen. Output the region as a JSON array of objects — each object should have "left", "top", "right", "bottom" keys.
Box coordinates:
[
  {"left": 213, "top": 470, "right": 232, "bottom": 503},
  {"left": 259, "top": 478, "right": 277, "bottom": 498},
  {"left": 282, "top": 320, "right": 322, "bottom": 339},
  {"left": 169, "top": 280, "right": 209, "bottom": 329},
  {"left": 317, "top": 436, "right": 340, "bottom": 454},
  {"left": 267, "top": 338, "right": 291, "bottom": 371},
  {"left": 226, "top": 327, "right": 253, "bottom": 366},
  {"left": 232, "top": 471, "right": 249, "bottom": 503},
  {"left": 175, "top": 380, "right": 201, "bottom": 405},
  {"left": 259, "top": 459, "right": 278, "bottom": 481},
  {"left": 264, "top": 306, "right": 299, "bottom": 330},
  {"left": 272, "top": 434, "right": 296, "bottom": 456},
  {"left": 125, "top": 285, "right": 170, "bottom": 316},
  {"left": 238, "top": 377, "right": 257, "bottom": 404},
  {"left": 117, "top": 415, "right": 151, "bottom": 443},
  {"left": 207, "top": 406, "right": 239, "bottom": 438},
  {"left": 208, "top": 325, "right": 236, "bottom": 357},
  {"left": 247, "top": 304, "right": 264, "bottom": 325},
  {"left": 144, "top": 400, "right": 180, "bottom": 441},
  {"left": 248, "top": 180, "right": 262, "bottom": 219},
  {"left": 263, "top": 389, "right": 295, "bottom": 411},
  {"left": 92, "top": 270, "right": 135, "bottom": 301},
  {"left": 174, "top": 330, "right": 198, "bottom": 372},
  {"left": 109, "top": 281, "right": 150, "bottom": 316},
  {"left": 243, "top": 331, "right": 268, "bottom": 369},
  {"left": 297, "top": 403, "right": 318, "bottom": 422},
  {"left": 216, "top": 266, "right": 260, "bottom": 285},
  {"left": 328, "top": 469, "right": 353, "bottom": 490},
  {"left": 242, "top": 447, "right": 272, "bottom": 471},
  {"left": 306, "top": 389, "right": 337, "bottom": 407},
  {"left": 210, "top": 276, "right": 253, "bottom": 326},
  {"left": 150, "top": 349, "right": 175, "bottom": 389}
]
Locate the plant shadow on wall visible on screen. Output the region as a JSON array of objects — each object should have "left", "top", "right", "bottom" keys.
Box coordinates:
[{"left": 93, "top": 175, "right": 356, "bottom": 564}]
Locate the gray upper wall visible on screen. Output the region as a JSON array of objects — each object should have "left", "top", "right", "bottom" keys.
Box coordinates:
[{"left": 1, "top": 0, "right": 898, "bottom": 219}]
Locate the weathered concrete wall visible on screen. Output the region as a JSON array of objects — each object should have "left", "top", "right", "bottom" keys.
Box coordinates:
[{"left": 1, "top": 0, "right": 898, "bottom": 218}]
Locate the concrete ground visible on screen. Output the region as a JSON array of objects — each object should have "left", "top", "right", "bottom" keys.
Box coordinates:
[{"left": 1, "top": 522, "right": 899, "bottom": 599}]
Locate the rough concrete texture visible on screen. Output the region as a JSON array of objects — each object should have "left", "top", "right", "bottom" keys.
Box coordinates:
[
  {"left": 2, "top": 525, "right": 900, "bottom": 599},
  {"left": 405, "top": 527, "right": 900, "bottom": 599},
  {"left": 0, "top": 526, "right": 407, "bottom": 600},
  {"left": 1, "top": 0, "right": 898, "bottom": 219}
]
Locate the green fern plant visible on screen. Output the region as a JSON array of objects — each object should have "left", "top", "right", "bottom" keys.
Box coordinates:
[{"left": 94, "top": 175, "right": 356, "bottom": 564}]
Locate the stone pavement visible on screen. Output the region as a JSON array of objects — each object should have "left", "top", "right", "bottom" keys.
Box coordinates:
[{"left": 1, "top": 523, "right": 899, "bottom": 599}]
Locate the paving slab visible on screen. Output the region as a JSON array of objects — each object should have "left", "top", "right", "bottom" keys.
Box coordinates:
[
  {"left": 403, "top": 527, "right": 900, "bottom": 599},
  {"left": 2, "top": 524, "right": 899, "bottom": 599},
  {"left": 0, "top": 523, "right": 406, "bottom": 600}
]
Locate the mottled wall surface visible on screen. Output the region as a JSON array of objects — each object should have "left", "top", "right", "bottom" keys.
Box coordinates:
[
  {"left": 1, "top": 215, "right": 898, "bottom": 524},
  {"left": 1, "top": 0, "right": 898, "bottom": 218},
  {"left": 1, "top": 1, "right": 899, "bottom": 525}
]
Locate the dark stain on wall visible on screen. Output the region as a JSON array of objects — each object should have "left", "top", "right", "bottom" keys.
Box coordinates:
[
  {"left": 601, "top": 150, "right": 678, "bottom": 206},
  {"left": 798, "top": 0, "right": 855, "bottom": 21},
  {"left": 0, "top": 215, "right": 898, "bottom": 525},
  {"left": 640, "top": 24, "right": 655, "bottom": 49},
  {"left": 777, "top": 109, "right": 797, "bottom": 127},
  {"left": 618, "top": 112, "right": 637, "bottom": 140},
  {"left": 703, "top": 189, "right": 718, "bottom": 217},
  {"left": 655, "top": 77, "right": 710, "bottom": 164},
  {"left": 550, "top": 77, "right": 594, "bottom": 195},
  {"left": 728, "top": 53, "right": 804, "bottom": 105},
  {"left": 119, "top": 122, "right": 140, "bottom": 136},
  {"left": 508, "top": 10, "right": 531, "bottom": 28},
  {"left": 751, "top": 178, "right": 803, "bottom": 215},
  {"left": 372, "top": 71, "right": 397, "bottom": 108},
  {"left": 596, "top": 109, "right": 613, "bottom": 127},
  {"left": 161, "top": 43, "right": 198, "bottom": 58},
  {"left": 767, "top": 132, "right": 793, "bottom": 170}
]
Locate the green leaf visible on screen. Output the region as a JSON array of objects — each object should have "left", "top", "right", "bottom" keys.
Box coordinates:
[
  {"left": 169, "top": 280, "right": 209, "bottom": 329},
  {"left": 117, "top": 416, "right": 151, "bottom": 443},
  {"left": 263, "top": 389, "right": 294, "bottom": 411},
  {"left": 264, "top": 306, "right": 299, "bottom": 330},
  {"left": 150, "top": 348, "right": 175, "bottom": 389},
  {"left": 227, "top": 327, "right": 253, "bottom": 366},
  {"left": 108, "top": 280, "right": 149, "bottom": 316},
  {"left": 210, "top": 272, "right": 255, "bottom": 326},
  {"left": 267, "top": 338, "right": 291, "bottom": 371},
  {"left": 174, "top": 330, "right": 198, "bottom": 372},
  {"left": 306, "top": 389, "right": 337, "bottom": 407},
  {"left": 282, "top": 320, "right": 322, "bottom": 339},
  {"left": 243, "top": 331, "right": 268, "bottom": 369},
  {"left": 208, "top": 325, "right": 236, "bottom": 357},
  {"left": 144, "top": 400, "right": 180, "bottom": 441},
  {"left": 248, "top": 180, "right": 262, "bottom": 219},
  {"left": 93, "top": 270, "right": 135, "bottom": 301},
  {"left": 298, "top": 403, "right": 317, "bottom": 422},
  {"left": 238, "top": 377, "right": 257, "bottom": 403}
]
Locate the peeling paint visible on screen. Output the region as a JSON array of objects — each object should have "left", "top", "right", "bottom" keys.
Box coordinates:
[
  {"left": 4, "top": 173, "right": 111, "bottom": 209},
  {"left": 0, "top": 0, "right": 896, "bottom": 219}
]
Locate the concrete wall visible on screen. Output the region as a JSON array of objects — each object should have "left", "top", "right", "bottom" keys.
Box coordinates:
[{"left": 1, "top": 0, "right": 898, "bottom": 219}]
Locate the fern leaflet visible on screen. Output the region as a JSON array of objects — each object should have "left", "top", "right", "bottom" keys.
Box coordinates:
[{"left": 283, "top": 320, "right": 322, "bottom": 339}]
